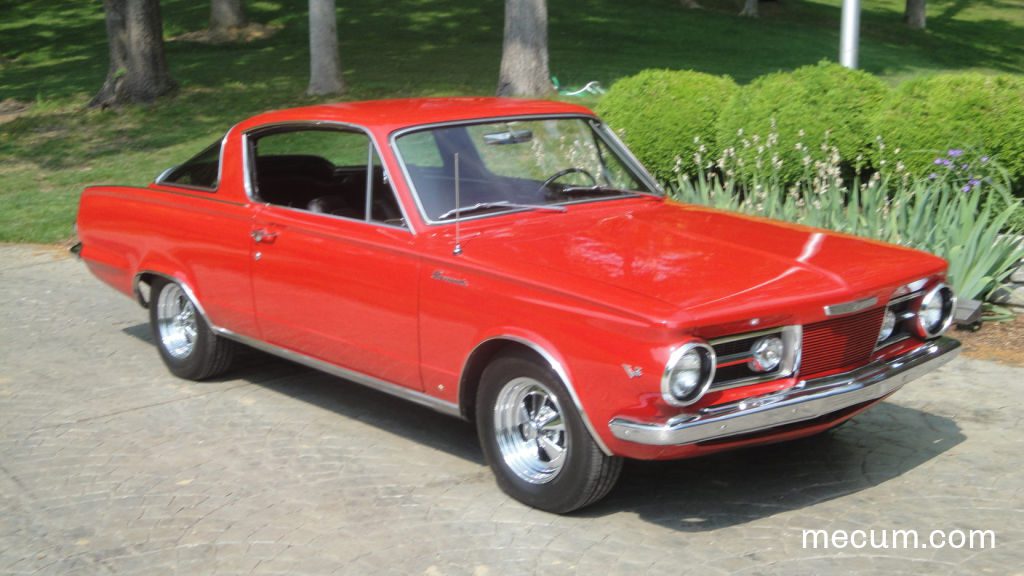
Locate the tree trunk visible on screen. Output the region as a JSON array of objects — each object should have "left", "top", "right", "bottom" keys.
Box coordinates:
[
  {"left": 739, "top": 0, "right": 758, "bottom": 17},
  {"left": 307, "top": 0, "right": 344, "bottom": 96},
  {"left": 91, "top": 0, "right": 176, "bottom": 108},
  {"left": 679, "top": 0, "right": 701, "bottom": 8},
  {"left": 904, "top": 0, "right": 926, "bottom": 29},
  {"left": 497, "top": 0, "right": 552, "bottom": 97},
  {"left": 210, "top": 0, "right": 246, "bottom": 32}
]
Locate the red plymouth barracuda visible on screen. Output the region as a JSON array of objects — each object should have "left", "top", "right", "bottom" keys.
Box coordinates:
[{"left": 75, "top": 97, "right": 960, "bottom": 512}]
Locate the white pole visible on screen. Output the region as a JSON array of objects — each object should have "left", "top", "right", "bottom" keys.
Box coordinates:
[{"left": 840, "top": 0, "right": 861, "bottom": 69}]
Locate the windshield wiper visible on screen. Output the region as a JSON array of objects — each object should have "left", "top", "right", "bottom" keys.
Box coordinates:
[
  {"left": 436, "top": 201, "right": 566, "bottom": 221},
  {"left": 558, "top": 185, "right": 659, "bottom": 198}
]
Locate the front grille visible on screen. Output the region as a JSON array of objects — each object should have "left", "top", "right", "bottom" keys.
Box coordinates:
[{"left": 801, "top": 308, "right": 885, "bottom": 376}]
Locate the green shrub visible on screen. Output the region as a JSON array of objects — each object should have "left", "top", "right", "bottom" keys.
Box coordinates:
[
  {"left": 869, "top": 72, "right": 1024, "bottom": 188},
  {"left": 596, "top": 69, "right": 737, "bottom": 181},
  {"left": 716, "top": 61, "right": 890, "bottom": 184}
]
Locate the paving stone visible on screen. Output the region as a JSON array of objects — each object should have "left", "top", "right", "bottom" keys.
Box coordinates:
[{"left": 1, "top": 245, "right": 1022, "bottom": 574}]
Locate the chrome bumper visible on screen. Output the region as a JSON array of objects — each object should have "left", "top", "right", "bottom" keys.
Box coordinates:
[{"left": 609, "top": 337, "right": 961, "bottom": 446}]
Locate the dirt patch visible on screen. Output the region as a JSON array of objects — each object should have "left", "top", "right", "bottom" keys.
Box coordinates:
[
  {"left": 954, "top": 313, "right": 1024, "bottom": 367},
  {"left": 0, "top": 99, "right": 31, "bottom": 124},
  {"left": 170, "top": 23, "right": 281, "bottom": 45}
]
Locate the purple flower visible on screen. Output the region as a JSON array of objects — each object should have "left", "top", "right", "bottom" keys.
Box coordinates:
[
  {"left": 933, "top": 158, "right": 944, "bottom": 165},
  {"left": 961, "top": 185, "right": 972, "bottom": 192},
  {"left": 961, "top": 163, "right": 969, "bottom": 170},
  {"left": 981, "top": 156, "right": 990, "bottom": 163},
  {"left": 968, "top": 178, "right": 980, "bottom": 186},
  {"left": 928, "top": 173, "right": 938, "bottom": 180},
  {"left": 948, "top": 149, "right": 964, "bottom": 157}
]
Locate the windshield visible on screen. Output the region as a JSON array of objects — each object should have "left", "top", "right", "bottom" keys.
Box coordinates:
[{"left": 394, "top": 117, "right": 657, "bottom": 222}]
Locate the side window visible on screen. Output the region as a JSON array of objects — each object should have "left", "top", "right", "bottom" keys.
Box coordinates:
[
  {"left": 250, "top": 127, "right": 404, "bottom": 227},
  {"left": 161, "top": 140, "right": 222, "bottom": 190}
]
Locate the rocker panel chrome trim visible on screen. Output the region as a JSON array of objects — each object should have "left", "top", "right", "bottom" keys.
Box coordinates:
[{"left": 214, "top": 328, "right": 462, "bottom": 418}]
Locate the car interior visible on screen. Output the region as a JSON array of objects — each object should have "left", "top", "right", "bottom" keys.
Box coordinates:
[{"left": 249, "top": 130, "right": 405, "bottom": 227}]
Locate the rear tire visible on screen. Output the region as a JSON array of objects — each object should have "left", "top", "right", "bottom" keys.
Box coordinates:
[
  {"left": 476, "top": 352, "right": 622, "bottom": 513},
  {"left": 149, "top": 278, "right": 235, "bottom": 380}
]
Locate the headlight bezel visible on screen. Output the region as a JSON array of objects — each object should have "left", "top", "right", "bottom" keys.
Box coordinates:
[
  {"left": 912, "top": 282, "right": 955, "bottom": 339},
  {"left": 661, "top": 341, "right": 716, "bottom": 407}
]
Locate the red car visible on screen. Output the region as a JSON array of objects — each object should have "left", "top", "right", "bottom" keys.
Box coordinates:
[{"left": 76, "top": 98, "right": 960, "bottom": 512}]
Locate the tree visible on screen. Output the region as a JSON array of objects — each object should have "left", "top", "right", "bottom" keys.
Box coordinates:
[
  {"left": 904, "top": 0, "right": 926, "bottom": 29},
  {"left": 91, "top": 0, "right": 176, "bottom": 108},
  {"left": 739, "top": 0, "right": 758, "bottom": 17},
  {"left": 497, "top": 0, "right": 552, "bottom": 97},
  {"left": 210, "top": 0, "right": 247, "bottom": 32},
  {"left": 307, "top": 0, "right": 344, "bottom": 95}
]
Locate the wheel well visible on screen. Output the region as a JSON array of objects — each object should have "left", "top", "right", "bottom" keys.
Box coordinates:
[
  {"left": 134, "top": 273, "right": 158, "bottom": 308},
  {"left": 459, "top": 339, "right": 548, "bottom": 422}
]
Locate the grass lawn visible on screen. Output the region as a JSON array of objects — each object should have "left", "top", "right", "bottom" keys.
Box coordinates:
[{"left": 1, "top": 0, "right": 1022, "bottom": 243}]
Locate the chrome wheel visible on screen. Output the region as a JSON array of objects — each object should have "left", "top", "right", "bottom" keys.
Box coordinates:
[
  {"left": 156, "top": 283, "right": 198, "bottom": 360},
  {"left": 493, "top": 377, "right": 568, "bottom": 484}
]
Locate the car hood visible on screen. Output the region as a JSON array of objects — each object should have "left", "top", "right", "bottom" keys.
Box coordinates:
[{"left": 458, "top": 199, "right": 946, "bottom": 327}]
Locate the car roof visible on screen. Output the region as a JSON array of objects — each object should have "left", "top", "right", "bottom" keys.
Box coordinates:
[{"left": 240, "top": 97, "right": 596, "bottom": 132}]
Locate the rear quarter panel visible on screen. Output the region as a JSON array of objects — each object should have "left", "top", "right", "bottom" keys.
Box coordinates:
[{"left": 76, "top": 184, "right": 256, "bottom": 335}]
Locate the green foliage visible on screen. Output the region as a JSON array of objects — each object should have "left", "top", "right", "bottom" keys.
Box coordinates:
[
  {"left": 716, "top": 61, "right": 890, "bottom": 184},
  {"left": 2, "top": 0, "right": 1024, "bottom": 243},
  {"left": 672, "top": 154, "right": 1024, "bottom": 302},
  {"left": 596, "top": 69, "right": 737, "bottom": 181},
  {"left": 869, "top": 73, "right": 1024, "bottom": 187}
]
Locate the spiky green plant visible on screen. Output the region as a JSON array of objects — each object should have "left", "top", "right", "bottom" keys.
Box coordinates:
[{"left": 671, "top": 143, "right": 1024, "bottom": 302}]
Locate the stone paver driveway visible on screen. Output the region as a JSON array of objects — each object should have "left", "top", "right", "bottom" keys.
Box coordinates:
[{"left": 1, "top": 245, "right": 1021, "bottom": 575}]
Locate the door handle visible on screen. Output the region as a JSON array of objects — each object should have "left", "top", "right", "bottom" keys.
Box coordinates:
[{"left": 251, "top": 229, "right": 278, "bottom": 244}]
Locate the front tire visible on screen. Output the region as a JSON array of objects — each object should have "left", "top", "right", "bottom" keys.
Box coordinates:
[
  {"left": 149, "top": 278, "right": 235, "bottom": 380},
  {"left": 476, "top": 352, "right": 622, "bottom": 513}
]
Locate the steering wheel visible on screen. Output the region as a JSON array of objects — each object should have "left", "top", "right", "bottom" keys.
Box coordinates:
[{"left": 538, "top": 167, "right": 597, "bottom": 192}]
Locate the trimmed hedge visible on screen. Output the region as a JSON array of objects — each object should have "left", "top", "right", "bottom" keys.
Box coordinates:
[
  {"left": 596, "top": 69, "right": 737, "bottom": 181},
  {"left": 716, "top": 61, "right": 889, "bottom": 183},
  {"left": 598, "top": 65, "right": 1023, "bottom": 227},
  {"left": 868, "top": 72, "right": 1024, "bottom": 185}
]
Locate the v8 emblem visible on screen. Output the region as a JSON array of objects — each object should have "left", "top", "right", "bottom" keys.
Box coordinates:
[{"left": 621, "top": 364, "right": 644, "bottom": 379}]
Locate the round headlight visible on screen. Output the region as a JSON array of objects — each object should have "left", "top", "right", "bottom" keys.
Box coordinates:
[
  {"left": 662, "top": 342, "right": 716, "bottom": 407},
  {"left": 747, "top": 335, "right": 784, "bottom": 372},
  {"left": 914, "top": 283, "right": 955, "bottom": 338},
  {"left": 878, "top": 308, "right": 897, "bottom": 343}
]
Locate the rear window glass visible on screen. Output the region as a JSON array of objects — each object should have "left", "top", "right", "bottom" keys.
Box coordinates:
[{"left": 161, "top": 140, "right": 222, "bottom": 190}]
